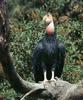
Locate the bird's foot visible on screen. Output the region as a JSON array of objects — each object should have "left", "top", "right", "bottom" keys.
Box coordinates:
[
  {"left": 55, "top": 77, "right": 59, "bottom": 80},
  {"left": 50, "top": 78, "right": 56, "bottom": 82},
  {"left": 50, "top": 78, "right": 57, "bottom": 87},
  {"left": 43, "top": 79, "right": 49, "bottom": 84},
  {"left": 42, "top": 79, "right": 49, "bottom": 88},
  {"left": 50, "top": 76, "right": 58, "bottom": 82}
]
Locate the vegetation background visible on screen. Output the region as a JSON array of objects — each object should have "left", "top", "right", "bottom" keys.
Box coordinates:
[{"left": 0, "top": 0, "right": 83, "bottom": 99}]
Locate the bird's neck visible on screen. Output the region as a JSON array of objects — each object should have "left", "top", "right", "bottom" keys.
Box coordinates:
[{"left": 46, "top": 21, "right": 55, "bottom": 36}]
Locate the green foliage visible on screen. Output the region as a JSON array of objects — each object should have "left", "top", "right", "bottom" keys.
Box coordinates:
[
  {"left": 9, "top": 20, "right": 44, "bottom": 80},
  {"left": 56, "top": 19, "right": 83, "bottom": 83},
  {"left": 46, "top": 0, "right": 67, "bottom": 10},
  {"left": 0, "top": 80, "right": 17, "bottom": 100}
]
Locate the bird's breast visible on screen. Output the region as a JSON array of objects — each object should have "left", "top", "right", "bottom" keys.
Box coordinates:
[{"left": 42, "top": 40, "right": 58, "bottom": 62}]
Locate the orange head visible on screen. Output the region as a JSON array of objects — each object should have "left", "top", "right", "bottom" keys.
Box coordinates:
[{"left": 43, "top": 13, "right": 54, "bottom": 35}]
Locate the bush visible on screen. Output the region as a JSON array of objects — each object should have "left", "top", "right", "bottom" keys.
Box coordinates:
[
  {"left": 0, "top": 80, "right": 17, "bottom": 100},
  {"left": 9, "top": 19, "right": 44, "bottom": 80}
]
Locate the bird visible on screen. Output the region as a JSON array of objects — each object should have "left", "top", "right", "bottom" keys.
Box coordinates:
[{"left": 32, "top": 13, "right": 66, "bottom": 83}]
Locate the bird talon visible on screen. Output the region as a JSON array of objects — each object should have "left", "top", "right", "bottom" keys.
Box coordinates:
[
  {"left": 55, "top": 77, "right": 58, "bottom": 80},
  {"left": 43, "top": 79, "right": 48, "bottom": 83},
  {"left": 50, "top": 78, "right": 56, "bottom": 87},
  {"left": 42, "top": 79, "right": 49, "bottom": 88},
  {"left": 50, "top": 79, "right": 56, "bottom": 82}
]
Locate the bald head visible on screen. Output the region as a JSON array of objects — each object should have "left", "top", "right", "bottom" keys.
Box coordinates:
[
  {"left": 43, "top": 13, "right": 53, "bottom": 25},
  {"left": 43, "top": 13, "right": 55, "bottom": 35}
]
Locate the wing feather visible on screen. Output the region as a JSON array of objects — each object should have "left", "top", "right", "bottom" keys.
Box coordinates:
[
  {"left": 32, "top": 43, "right": 44, "bottom": 82},
  {"left": 55, "top": 42, "right": 66, "bottom": 77}
]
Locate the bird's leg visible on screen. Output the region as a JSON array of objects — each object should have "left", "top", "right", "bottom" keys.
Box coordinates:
[
  {"left": 43, "top": 68, "right": 49, "bottom": 88},
  {"left": 47, "top": 66, "right": 56, "bottom": 88},
  {"left": 51, "top": 69, "right": 55, "bottom": 80},
  {"left": 42, "top": 62, "right": 48, "bottom": 85},
  {"left": 50, "top": 68, "right": 56, "bottom": 87},
  {"left": 50, "top": 67, "right": 56, "bottom": 82},
  {"left": 43, "top": 69, "right": 48, "bottom": 82}
]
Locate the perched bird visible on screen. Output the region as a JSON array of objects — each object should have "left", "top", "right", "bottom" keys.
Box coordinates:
[{"left": 32, "top": 13, "right": 65, "bottom": 83}]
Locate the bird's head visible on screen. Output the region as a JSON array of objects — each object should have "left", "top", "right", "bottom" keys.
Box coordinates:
[
  {"left": 43, "top": 13, "right": 54, "bottom": 35},
  {"left": 43, "top": 13, "right": 53, "bottom": 25}
]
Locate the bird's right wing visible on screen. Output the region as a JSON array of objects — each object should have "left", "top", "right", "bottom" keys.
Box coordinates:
[
  {"left": 55, "top": 42, "right": 66, "bottom": 77},
  {"left": 32, "top": 43, "right": 44, "bottom": 82},
  {"left": 32, "top": 43, "right": 44, "bottom": 67}
]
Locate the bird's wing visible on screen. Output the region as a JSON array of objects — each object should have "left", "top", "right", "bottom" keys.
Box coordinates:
[
  {"left": 55, "top": 42, "right": 66, "bottom": 77},
  {"left": 32, "top": 43, "right": 44, "bottom": 82},
  {"left": 32, "top": 42, "right": 43, "bottom": 67}
]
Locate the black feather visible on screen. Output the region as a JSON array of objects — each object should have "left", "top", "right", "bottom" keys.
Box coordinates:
[{"left": 32, "top": 33, "right": 65, "bottom": 82}]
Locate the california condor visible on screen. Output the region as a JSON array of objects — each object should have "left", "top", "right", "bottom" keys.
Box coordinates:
[{"left": 32, "top": 13, "right": 66, "bottom": 83}]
